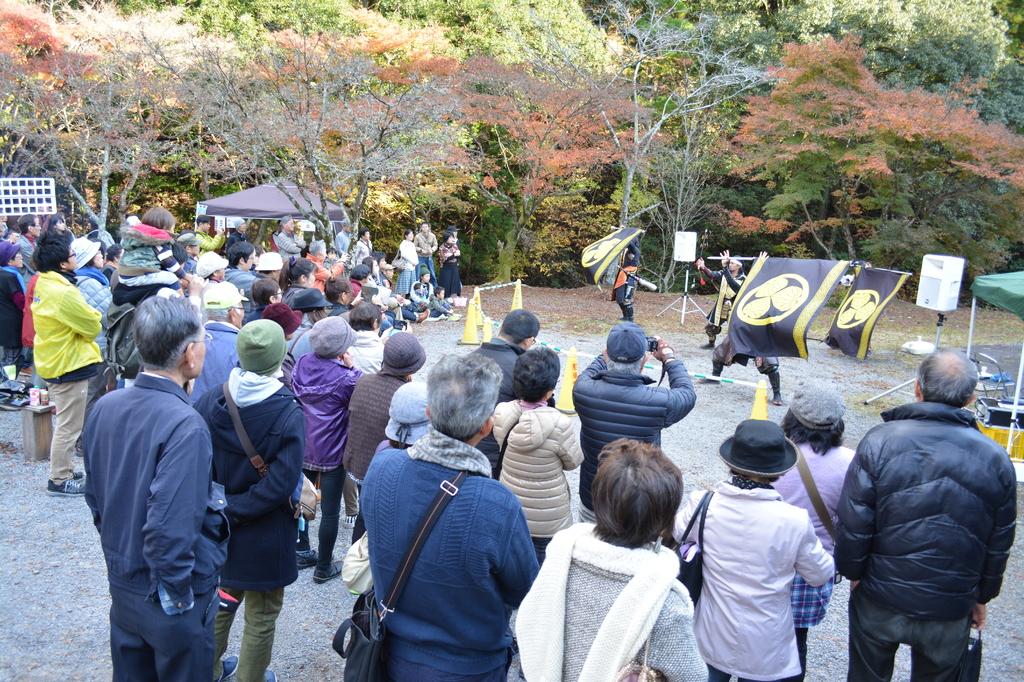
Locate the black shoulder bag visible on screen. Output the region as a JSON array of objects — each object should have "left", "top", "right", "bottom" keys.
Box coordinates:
[
  {"left": 332, "top": 470, "right": 468, "bottom": 680},
  {"left": 677, "top": 491, "right": 713, "bottom": 605}
]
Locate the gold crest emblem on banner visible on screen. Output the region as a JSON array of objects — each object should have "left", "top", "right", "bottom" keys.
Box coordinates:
[
  {"left": 736, "top": 274, "right": 810, "bottom": 326},
  {"left": 836, "top": 289, "right": 881, "bottom": 329}
]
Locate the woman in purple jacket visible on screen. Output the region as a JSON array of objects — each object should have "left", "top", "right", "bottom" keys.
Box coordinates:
[{"left": 290, "top": 316, "right": 362, "bottom": 584}]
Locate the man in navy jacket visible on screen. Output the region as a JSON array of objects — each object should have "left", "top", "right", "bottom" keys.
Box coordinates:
[
  {"left": 83, "top": 296, "right": 228, "bottom": 682},
  {"left": 573, "top": 321, "right": 696, "bottom": 521}
]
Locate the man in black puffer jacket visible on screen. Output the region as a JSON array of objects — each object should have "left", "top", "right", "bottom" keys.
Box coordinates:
[
  {"left": 836, "top": 349, "right": 1016, "bottom": 681},
  {"left": 573, "top": 322, "right": 696, "bottom": 521}
]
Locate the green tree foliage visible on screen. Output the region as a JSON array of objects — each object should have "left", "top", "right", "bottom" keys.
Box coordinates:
[
  {"left": 188, "top": 0, "right": 355, "bottom": 43},
  {"left": 994, "top": 0, "right": 1024, "bottom": 57},
  {"left": 374, "top": 0, "right": 607, "bottom": 65}
]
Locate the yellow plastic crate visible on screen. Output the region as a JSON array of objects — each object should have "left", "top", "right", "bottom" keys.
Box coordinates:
[{"left": 979, "top": 423, "right": 1024, "bottom": 462}]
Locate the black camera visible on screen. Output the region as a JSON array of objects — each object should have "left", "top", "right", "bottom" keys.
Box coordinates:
[{"left": 646, "top": 336, "right": 659, "bottom": 353}]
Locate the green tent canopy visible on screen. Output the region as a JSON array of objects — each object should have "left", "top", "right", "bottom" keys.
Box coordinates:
[{"left": 972, "top": 271, "right": 1024, "bottom": 321}]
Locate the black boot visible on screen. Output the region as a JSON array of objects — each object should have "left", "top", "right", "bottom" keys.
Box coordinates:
[
  {"left": 700, "top": 362, "right": 724, "bottom": 384},
  {"left": 768, "top": 370, "right": 783, "bottom": 405},
  {"left": 618, "top": 303, "right": 634, "bottom": 322}
]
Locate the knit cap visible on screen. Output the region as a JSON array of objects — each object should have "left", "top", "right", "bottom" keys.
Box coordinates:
[
  {"left": 350, "top": 264, "right": 371, "bottom": 281},
  {"left": 0, "top": 242, "right": 19, "bottom": 266},
  {"left": 261, "top": 302, "right": 302, "bottom": 336},
  {"left": 385, "top": 382, "right": 430, "bottom": 445},
  {"left": 237, "top": 320, "right": 287, "bottom": 376},
  {"left": 382, "top": 332, "right": 426, "bottom": 376},
  {"left": 309, "top": 316, "right": 356, "bottom": 358},
  {"left": 789, "top": 382, "right": 845, "bottom": 429}
]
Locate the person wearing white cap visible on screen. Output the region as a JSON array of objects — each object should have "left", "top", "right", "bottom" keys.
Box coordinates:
[
  {"left": 189, "top": 281, "right": 247, "bottom": 404},
  {"left": 255, "top": 251, "right": 283, "bottom": 281},
  {"left": 71, "top": 237, "right": 115, "bottom": 442},
  {"left": 196, "top": 251, "right": 229, "bottom": 284}
]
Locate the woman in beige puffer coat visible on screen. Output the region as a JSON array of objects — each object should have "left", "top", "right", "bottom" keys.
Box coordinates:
[{"left": 492, "top": 348, "right": 583, "bottom": 564}]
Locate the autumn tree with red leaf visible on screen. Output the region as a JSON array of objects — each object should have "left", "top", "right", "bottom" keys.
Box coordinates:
[
  {"left": 460, "top": 57, "right": 629, "bottom": 281},
  {"left": 732, "top": 36, "right": 1024, "bottom": 273}
]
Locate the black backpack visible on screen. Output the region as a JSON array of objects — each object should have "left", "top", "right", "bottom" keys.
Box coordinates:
[{"left": 105, "top": 301, "right": 141, "bottom": 379}]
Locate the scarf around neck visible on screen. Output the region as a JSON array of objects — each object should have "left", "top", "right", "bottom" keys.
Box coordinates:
[
  {"left": 407, "top": 426, "right": 492, "bottom": 477},
  {"left": 75, "top": 265, "right": 110, "bottom": 288},
  {"left": 0, "top": 265, "right": 25, "bottom": 294}
]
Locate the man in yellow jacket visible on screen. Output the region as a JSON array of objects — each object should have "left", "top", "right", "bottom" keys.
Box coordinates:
[{"left": 31, "top": 229, "right": 102, "bottom": 496}]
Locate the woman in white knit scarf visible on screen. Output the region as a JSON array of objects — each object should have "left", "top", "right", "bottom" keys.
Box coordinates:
[{"left": 516, "top": 439, "right": 707, "bottom": 682}]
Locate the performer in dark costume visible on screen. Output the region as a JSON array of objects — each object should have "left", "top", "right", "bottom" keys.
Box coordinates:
[
  {"left": 707, "top": 336, "right": 784, "bottom": 406},
  {"left": 610, "top": 236, "right": 641, "bottom": 322},
  {"left": 696, "top": 251, "right": 745, "bottom": 348}
]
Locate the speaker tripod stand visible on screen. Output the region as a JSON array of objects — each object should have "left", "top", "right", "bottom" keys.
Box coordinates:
[
  {"left": 864, "top": 312, "right": 947, "bottom": 405},
  {"left": 656, "top": 264, "right": 707, "bottom": 326}
]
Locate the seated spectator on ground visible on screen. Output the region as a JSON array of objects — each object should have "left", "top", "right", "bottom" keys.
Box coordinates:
[
  {"left": 189, "top": 281, "right": 247, "bottom": 403},
  {"left": 32, "top": 229, "right": 103, "bottom": 496},
  {"left": 772, "top": 383, "right": 854, "bottom": 682},
  {"left": 493, "top": 347, "right": 583, "bottom": 565},
  {"left": 291, "top": 317, "right": 362, "bottom": 583},
  {"left": 517, "top": 440, "right": 706, "bottom": 682},
  {"left": 343, "top": 332, "right": 426, "bottom": 541},
  {"left": 675, "top": 420, "right": 833, "bottom": 682},
  {"left": 347, "top": 301, "right": 385, "bottom": 374},
  {"left": 362, "top": 353, "right": 539, "bottom": 681},
  {"left": 83, "top": 296, "right": 227, "bottom": 680},
  {"left": 429, "top": 285, "right": 456, "bottom": 320},
  {"left": 574, "top": 321, "right": 695, "bottom": 522},
  {"left": 195, "top": 320, "right": 304, "bottom": 682},
  {"left": 307, "top": 239, "right": 345, "bottom": 292},
  {"left": 225, "top": 241, "right": 259, "bottom": 308},
  {"left": 255, "top": 251, "right": 283, "bottom": 282},
  {"left": 245, "top": 276, "right": 283, "bottom": 325},
  {"left": 325, "top": 275, "right": 354, "bottom": 317},
  {"left": 835, "top": 350, "right": 1017, "bottom": 681},
  {"left": 348, "top": 263, "right": 370, "bottom": 300},
  {"left": 470, "top": 309, "right": 541, "bottom": 477}
]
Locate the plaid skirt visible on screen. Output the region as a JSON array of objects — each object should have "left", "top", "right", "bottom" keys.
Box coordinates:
[
  {"left": 394, "top": 267, "right": 416, "bottom": 295},
  {"left": 791, "top": 573, "right": 835, "bottom": 628}
]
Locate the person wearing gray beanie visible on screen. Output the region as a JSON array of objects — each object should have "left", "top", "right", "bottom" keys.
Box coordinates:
[
  {"left": 381, "top": 332, "right": 426, "bottom": 377},
  {"left": 308, "top": 316, "right": 356, "bottom": 359},
  {"left": 773, "top": 381, "right": 855, "bottom": 679}
]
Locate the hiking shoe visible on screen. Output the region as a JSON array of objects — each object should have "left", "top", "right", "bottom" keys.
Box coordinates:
[
  {"left": 47, "top": 477, "right": 86, "bottom": 496},
  {"left": 313, "top": 561, "right": 343, "bottom": 584},
  {"left": 342, "top": 515, "right": 357, "bottom": 530},
  {"left": 296, "top": 549, "right": 318, "bottom": 570},
  {"left": 216, "top": 655, "right": 238, "bottom": 681}
]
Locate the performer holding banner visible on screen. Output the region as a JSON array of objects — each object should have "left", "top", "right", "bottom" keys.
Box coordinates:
[
  {"left": 727, "top": 254, "right": 849, "bottom": 360},
  {"left": 580, "top": 226, "right": 649, "bottom": 322},
  {"left": 696, "top": 250, "right": 746, "bottom": 348},
  {"left": 610, "top": 235, "right": 641, "bottom": 321},
  {"left": 826, "top": 266, "right": 909, "bottom": 360}
]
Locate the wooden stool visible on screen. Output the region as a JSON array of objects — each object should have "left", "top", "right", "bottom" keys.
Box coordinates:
[{"left": 20, "top": 405, "right": 54, "bottom": 462}]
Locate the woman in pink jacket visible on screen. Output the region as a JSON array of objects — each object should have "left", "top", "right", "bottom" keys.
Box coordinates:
[{"left": 675, "top": 420, "right": 833, "bottom": 682}]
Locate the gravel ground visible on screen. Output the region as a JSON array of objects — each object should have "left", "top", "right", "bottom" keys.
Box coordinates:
[{"left": 1, "top": 294, "right": 1021, "bottom": 680}]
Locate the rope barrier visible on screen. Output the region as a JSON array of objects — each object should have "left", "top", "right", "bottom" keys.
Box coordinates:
[
  {"left": 473, "top": 281, "right": 519, "bottom": 293},
  {"left": 536, "top": 341, "right": 759, "bottom": 389}
]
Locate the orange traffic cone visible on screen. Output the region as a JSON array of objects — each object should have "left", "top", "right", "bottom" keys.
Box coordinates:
[{"left": 555, "top": 347, "right": 579, "bottom": 415}]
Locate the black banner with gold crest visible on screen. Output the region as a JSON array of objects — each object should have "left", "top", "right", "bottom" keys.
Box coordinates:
[
  {"left": 727, "top": 256, "right": 849, "bottom": 359},
  {"left": 826, "top": 267, "right": 909, "bottom": 360},
  {"left": 581, "top": 227, "right": 643, "bottom": 286}
]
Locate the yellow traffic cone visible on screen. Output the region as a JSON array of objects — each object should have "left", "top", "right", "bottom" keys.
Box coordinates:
[
  {"left": 510, "top": 279, "right": 523, "bottom": 312},
  {"left": 750, "top": 379, "right": 769, "bottom": 420},
  {"left": 555, "top": 347, "right": 580, "bottom": 415},
  {"left": 457, "top": 297, "right": 480, "bottom": 346},
  {"left": 481, "top": 315, "right": 493, "bottom": 343},
  {"left": 473, "top": 288, "right": 482, "bottom": 318}
]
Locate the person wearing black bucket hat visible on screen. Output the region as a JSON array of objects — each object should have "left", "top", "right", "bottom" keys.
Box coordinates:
[{"left": 674, "top": 419, "right": 833, "bottom": 682}]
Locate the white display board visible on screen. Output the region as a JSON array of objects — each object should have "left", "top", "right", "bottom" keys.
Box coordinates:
[
  {"left": 0, "top": 177, "right": 57, "bottom": 216},
  {"left": 672, "top": 231, "right": 697, "bottom": 262}
]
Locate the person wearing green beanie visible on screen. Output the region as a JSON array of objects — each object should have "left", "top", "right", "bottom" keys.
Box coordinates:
[
  {"left": 236, "top": 320, "right": 287, "bottom": 377},
  {"left": 194, "top": 318, "right": 306, "bottom": 682}
]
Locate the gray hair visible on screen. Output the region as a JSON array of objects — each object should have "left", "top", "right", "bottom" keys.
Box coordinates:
[
  {"left": 917, "top": 349, "right": 977, "bottom": 407},
  {"left": 427, "top": 353, "right": 502, "bottom": 441},
  {"left": 607, "top": 358, "right": 645, "bottom": 376},
  {"left": 205, "top": 307, "right": 231, "bottom": 322},
  {"left": 134, "top": 296, "right": 203, "bottom": 371}
]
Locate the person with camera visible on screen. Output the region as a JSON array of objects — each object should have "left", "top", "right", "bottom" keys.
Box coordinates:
[{"left": 573, "top": 321, "right": 696, "bottom": 523}]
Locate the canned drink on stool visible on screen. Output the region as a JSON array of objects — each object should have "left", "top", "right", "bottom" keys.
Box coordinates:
[
  {"left": 39, "top": 389, "right": 48, "bottom": 406},
  {"left": 29, "top": 388, "right": 39, "bottom": 406}
]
